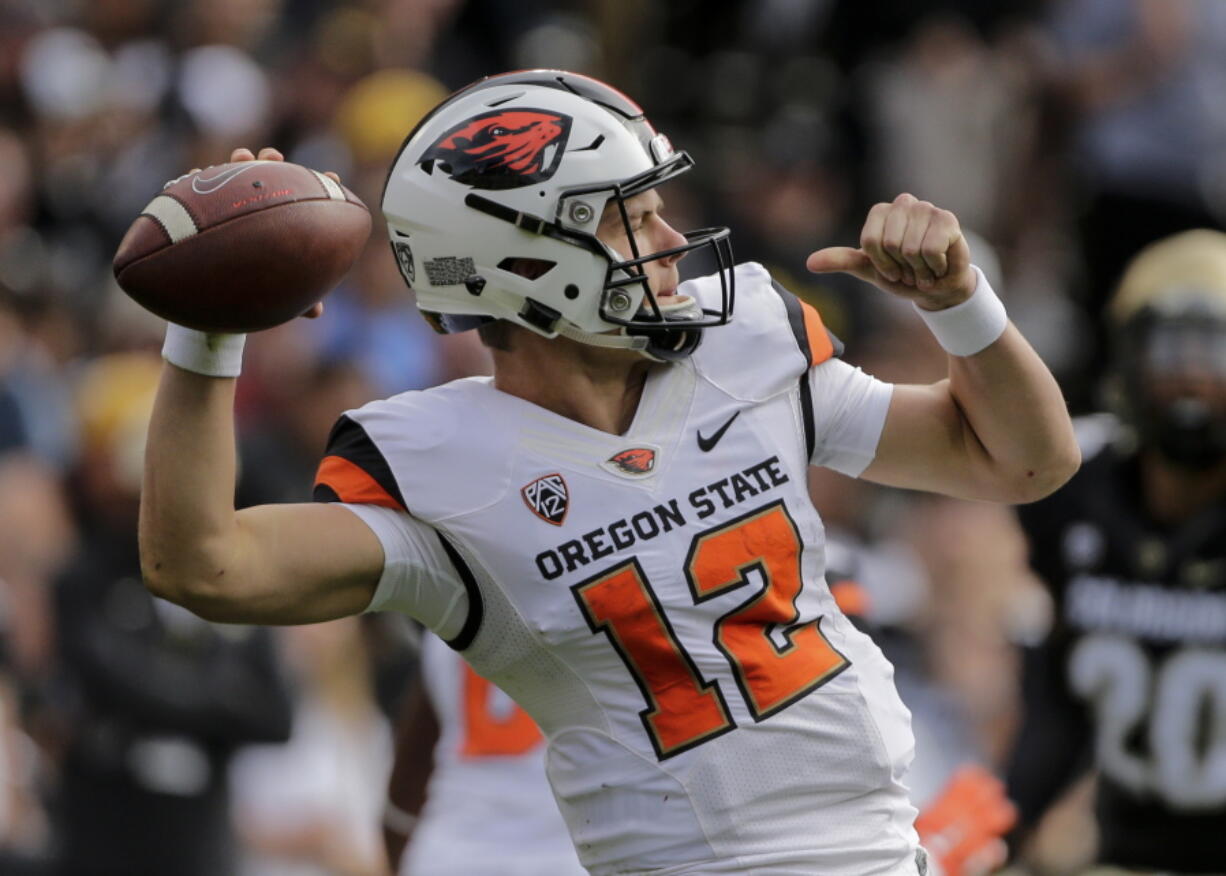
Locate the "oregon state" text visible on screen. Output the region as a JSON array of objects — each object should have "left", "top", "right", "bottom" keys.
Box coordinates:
[{"left": 534, "top": 456, "right": 790, "bottom": 580}]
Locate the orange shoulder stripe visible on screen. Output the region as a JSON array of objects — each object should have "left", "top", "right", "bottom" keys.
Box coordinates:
[
  {"left": 315, "top": 455, "right": 405, "bottom": 511},
  {"left": 799, "top": 299, "right": 834, "bottom": 365}
]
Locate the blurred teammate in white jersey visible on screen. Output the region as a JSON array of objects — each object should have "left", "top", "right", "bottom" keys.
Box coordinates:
[
  {"left": 139, "top": 70, "right": 1078, "bottom": 874},
  {"left": 383, "top": 632, "right": 585, "bottom": 876}
]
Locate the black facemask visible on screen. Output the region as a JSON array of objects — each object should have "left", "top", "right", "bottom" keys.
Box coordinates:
[
  {"left": 1140, "top": 395, "right": 1226, "bottom": 469},
  {"left": 1117, "top": 310, "right": 1226, "bottom": 470}
]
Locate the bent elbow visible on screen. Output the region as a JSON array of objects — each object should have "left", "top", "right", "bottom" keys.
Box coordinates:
[
  {"left": 140, "top": 550, "right": 186, "bottom": 605},
  {"left": 1009, "top": 443, "right": 1081, "bottom": 504},
  {"left": 140, "top": 553, "right": 237, "bottom": 623}
]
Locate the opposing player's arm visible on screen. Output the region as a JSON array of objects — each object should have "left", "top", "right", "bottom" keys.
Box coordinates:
[
  {"left": 809, "top": 195, "right": 1080, "bottom": 504},
  {"left": 140, "top": 363, "right": 384, "bottom": 625}
]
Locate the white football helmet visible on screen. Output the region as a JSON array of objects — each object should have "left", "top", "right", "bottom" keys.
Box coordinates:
[{"left": 381, "top": 70, "right": 735, "bottom": 360}]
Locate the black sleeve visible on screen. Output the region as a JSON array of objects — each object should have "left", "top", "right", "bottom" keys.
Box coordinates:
[
  {"left": 1005, "top": 636, "right": 1093, "bottom": 844},
  {"left": 1005, "top": 492, "right": 1095, "bottom": 846},
  {"left": 55, "top": 562, "right": 293, "bottom": 745},
  {"left": 1014, "top": 498, "right": 1065, "bottom": 596}
]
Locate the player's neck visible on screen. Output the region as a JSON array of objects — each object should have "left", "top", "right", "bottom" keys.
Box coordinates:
[
  {"left": 1140, "top": 449, "right": 1226, "bottom": 524},
  {"left": 491, "top": 332, "right": 656, "bottom": 435}
]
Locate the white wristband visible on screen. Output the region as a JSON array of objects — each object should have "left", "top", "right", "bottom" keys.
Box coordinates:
[
  {"left": 913, "top": 266, "right": 1007, "bottom": 357},
  {"left": 162, "top": 323, "right": 247, "bottom": 377}
]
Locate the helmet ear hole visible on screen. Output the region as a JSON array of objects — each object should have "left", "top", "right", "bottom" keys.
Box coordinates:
[{"left": 498, "top": 258, "right": 556, "bottom": 280}]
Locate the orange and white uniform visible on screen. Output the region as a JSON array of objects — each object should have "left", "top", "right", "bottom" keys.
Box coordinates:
[
  {"left": 315, "top": 263, "right": 922, "bottom": 875},
  {"left": 402, "top": 632, "right": 586, "bottom": 876}
]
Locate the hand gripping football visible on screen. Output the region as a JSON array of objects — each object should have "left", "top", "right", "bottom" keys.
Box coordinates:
[{"left": 113, "top": 161, "right": 371, "bottom": 333}]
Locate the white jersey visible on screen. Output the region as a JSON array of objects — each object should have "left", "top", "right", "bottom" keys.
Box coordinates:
[
  {"left": 315, "top": 263, "right": 921, "bottom": 875},
  {"left": 402, "top": 633, "right": 586, "bottom": 876}
]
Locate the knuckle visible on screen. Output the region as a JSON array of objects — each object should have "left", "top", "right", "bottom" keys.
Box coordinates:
[{"left": 865, "top": 205, "right": 889, "bottom": 226}]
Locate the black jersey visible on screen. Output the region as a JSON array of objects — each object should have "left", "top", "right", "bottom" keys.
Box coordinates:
[{"left": 1006, "top": 415, "right": 1226, "bottom": 873}]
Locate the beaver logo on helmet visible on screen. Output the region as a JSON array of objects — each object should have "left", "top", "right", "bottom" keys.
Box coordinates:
[{"left": 422, "top": 109, "right": 572, "bottom": 190}]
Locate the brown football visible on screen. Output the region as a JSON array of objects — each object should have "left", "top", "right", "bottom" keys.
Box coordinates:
[{"left": 113, "top": 161, "right": 371, "bottom": 333}]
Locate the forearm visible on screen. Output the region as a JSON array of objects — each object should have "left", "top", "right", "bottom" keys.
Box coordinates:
[
  {"left": 384, "top": 680, "right": 437, "bottom": 870},
  {"left": 946, "top": 323, "right": 1080, "bottom": 501},
  {"left": 811, "top": 196, "right": 1080, "bottom": 502},
  {"left": 140, "top": 362, "right": 243, "bottom": 603}
]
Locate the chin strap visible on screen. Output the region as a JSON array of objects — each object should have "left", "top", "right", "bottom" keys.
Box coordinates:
[
  {"left": 554, "top": 294, "right": 707, "bottom": 361},
  {"left": 556, "top": 321, "right": 702, "bottom": 363},
  {"left": 556, "top": 321, "right": 651, "bottom": 352}
]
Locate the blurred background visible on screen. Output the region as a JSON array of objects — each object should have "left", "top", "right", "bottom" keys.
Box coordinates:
[{"left": 1, "top": 0, "right": 1225, "bottom": 873}]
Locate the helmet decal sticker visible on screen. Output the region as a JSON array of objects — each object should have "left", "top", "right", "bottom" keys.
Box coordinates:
[
  {"left": 424, "top": 255, "right": 477, "bottom": 286},
  {"left": 422, "top": 109, "right": 573, "bottom": 190},
  {"left": 392, "top": 240, "right": 415, "bottom": 284}
]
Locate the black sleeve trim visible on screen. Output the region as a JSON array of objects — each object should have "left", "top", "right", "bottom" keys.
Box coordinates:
[
  {"left": 771, "top": 279, "right": 814, "bottom": 366},
  {"left": 437, "top": 533, "right": 483, "bottom": 651},
  {"left": 312, "top": 414, "right": 408, "bottom": 510},
  {"left": 826, "top": 329, "right": 845, "bottom": 358},
  {"left": 313, "top": 483, "right": 341, "bottom": 503},
  {"left": 798, "top": 372, "right": 816, "bottom": 461}
]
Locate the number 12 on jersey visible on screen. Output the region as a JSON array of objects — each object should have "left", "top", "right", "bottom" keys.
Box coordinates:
[{"left": 572, "top": 501, "right": 850, "bottom": 759}]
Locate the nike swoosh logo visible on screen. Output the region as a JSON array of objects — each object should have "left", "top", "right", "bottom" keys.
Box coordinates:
[
  {"left": 697, "top": 411, "right": 740, "bottom": 452},
  {"left": 191, "top": 162, "right": 264, "bottom": 195}
]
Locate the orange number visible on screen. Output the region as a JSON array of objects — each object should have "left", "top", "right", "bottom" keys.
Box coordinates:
[
  {"left": 460, "top": 662, "right": 543, "bottom": 758},
  {"left": 573, "top": 559, "right": 735, "bottom": 758},
  {"left": 686, "top": 501, "right": 849, "bottom": 720},
  {"left": 572, "top": 501, "right": 849, "bottom": 759}
]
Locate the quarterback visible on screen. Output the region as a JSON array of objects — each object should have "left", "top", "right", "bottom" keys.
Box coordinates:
[{"left": 140, "top": 71, "right": 1078, "bottom": 874}]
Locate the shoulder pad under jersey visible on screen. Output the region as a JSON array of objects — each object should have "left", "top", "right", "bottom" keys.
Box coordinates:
[
  {"left": 688, "top": 261, "right": 843, "bottom": 401},
  {"left": 313, "top": 377, "right": 515, "bottom": 520}
]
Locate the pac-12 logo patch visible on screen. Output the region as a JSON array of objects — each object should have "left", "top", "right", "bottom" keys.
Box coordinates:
[
  {"left": 602, "top": 446, "right": 657, "bottom": 478},
  {"left": 421, "top": 109, "right": 572, "bottom": 190},
  {"left": 521, "top": 473, "right": 569, "bottom": 525}
]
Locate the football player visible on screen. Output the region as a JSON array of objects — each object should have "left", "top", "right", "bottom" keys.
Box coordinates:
[
  {"left": 140, "top": 70, "right": 1078, "bottom": 875},
  {"left": 383, "top": 632, "right": 587, "bottom": 876},
  {"left": 383, "top": 623, "right": 1015, "bottom": 876},
  {"left": 1006, "top": 230, "right": 1226, "bottom": 873}
]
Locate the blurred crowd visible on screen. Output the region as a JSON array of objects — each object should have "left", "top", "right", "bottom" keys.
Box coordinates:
[{"left": 1, "top": 0, "right": 1225, "bottom": 873}]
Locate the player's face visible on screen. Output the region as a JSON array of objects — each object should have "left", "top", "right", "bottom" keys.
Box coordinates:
[
  {"left": 1141, "top": 319, "right": 1226, "bottom": 416},
  {"left": 597, "top": 189, "right": 687, "bottom": 303}
]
